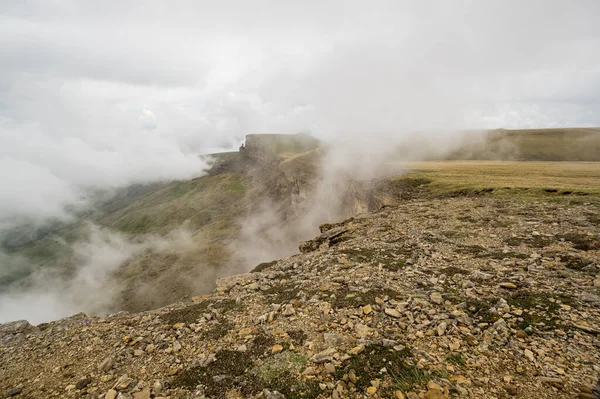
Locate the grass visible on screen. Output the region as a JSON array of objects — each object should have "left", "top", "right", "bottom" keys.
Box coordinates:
[
  {"left": 444, "top": 128, "right": 600, "bottom": 161},
  {"left": 390, "top": 161, "right": 600, "bottom": 200}
]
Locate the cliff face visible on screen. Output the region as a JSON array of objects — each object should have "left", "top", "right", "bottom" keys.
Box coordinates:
[{"left": 2, "top": 197, "right": 599, "bottom": 399}]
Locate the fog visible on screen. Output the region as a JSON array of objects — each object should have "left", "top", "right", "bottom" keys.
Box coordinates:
[{"left": 1, "top": 1, "right": 599, "bottom": 323}]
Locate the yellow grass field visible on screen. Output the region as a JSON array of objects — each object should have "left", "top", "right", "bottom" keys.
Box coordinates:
[{"left": 396, "top": 161, "right": 600, "bottom": 199}]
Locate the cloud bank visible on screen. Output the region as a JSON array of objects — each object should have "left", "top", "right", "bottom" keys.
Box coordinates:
[{"left": 2, "top": 0, "right": 599, "bottom": 223}]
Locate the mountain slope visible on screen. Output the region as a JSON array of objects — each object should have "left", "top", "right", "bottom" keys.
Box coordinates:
[{"left": 1, "top": 196, "right": 598, "bottom": 399}]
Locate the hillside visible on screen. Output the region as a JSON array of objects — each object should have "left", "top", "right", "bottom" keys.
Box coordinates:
[
  {"left": 1, "top": 196, "right": 599, "bottom": 398},
  {"left": 3, "top": 130, "right": 600, "bottom": 319}
]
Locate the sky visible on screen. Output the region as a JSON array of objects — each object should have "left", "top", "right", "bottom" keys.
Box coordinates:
[{"left": 1, "top": 0, "right": 600, "bottom": 225}]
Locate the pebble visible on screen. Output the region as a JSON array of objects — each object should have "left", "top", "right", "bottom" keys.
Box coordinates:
[
  {"left": 272, "top": 344, "right": 284, "bottom": 354},
  {"left": 311, "top": 348, "right": 337, "bottom": 363},
  {"left": 105, "top": 389, "right": 118, "bottom": 399},
  {"left": 385, "top": 308, "right": 402, "bottom": 318},
  {"left": 430, "top": 292, "right": 443, "bottom": 305},
  {"left": 500, "top": 282, "right": 518, "bottom": 289}
]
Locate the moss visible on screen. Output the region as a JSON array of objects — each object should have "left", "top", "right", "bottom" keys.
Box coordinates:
[
  {"left": 248, "top": 333, "right": 276, "bottom": 357},
  {"left": 442, "top": 230, "right": 469, "bottom": 239},
  {"left": 457, "top": 245, "right": 487, "bottom": 255},
  {"left": 287, "top": 330, "right": 308, "bottom": 345},
  {"left": 507, "top": 292, "right": 576, "bottom": 331},
  {"left": 172, "top": 349, "right": 256, "bottom": 398},
  {"left": 440, "top": 267, "right": 470, "bottom": 277},
  {"left": 262, "top": 283, "right": 309, "bottom": 304},
  {"left": 464, "top": 299, "right": 500, "bottom": 324},
  {"left": 331, "top": 286, "right": 400, "bottom": 309},
  {"left": 504, "top": 236, "right": 554, "bottom": 248},
  {"left": 339, "top": 248, "right": 406, "bottom": 272},
  {"left": 161, "top": 299, "right": 242, "bottom": 325},
  {"left": 558, "top": 233, "right": 600, "bottom": 251},
  {"left": 478, "top": 251, "right": 529, "bottom": 260},
  {"left": 445, "top": 353, "right": 465, "bottom": 365},
  {"left": 335, "top": 344, "right": 428, "bottom": 394},
  {"left": 586, "top": 213, "right": 600, "bottom": 225},
  {"left": 557, "top": 254, "right": 594, "bottom": 270},
  {"left": 200, "top": 320, "right": 234, "bottom": 340}
]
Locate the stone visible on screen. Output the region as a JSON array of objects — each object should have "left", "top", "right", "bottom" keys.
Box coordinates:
[
  {"left": 324, "top": 362, "right": 336, "bottom": 374},
  {"left": 272, "top": 344, "right": 284, "bottom": 354},
  {"left": 385, "top": 308, "right": 402, "bottom": 318},
  {"left": 133, "top": 389, "right": 151, "bottom": 399},
  {"left": 99, "top": 357, "right": 116, "bottom": 372},
  {"left": 263, "top": 389, "right": 285, "bottom": 399},
  {"left": 539, "top": 377, "right": 564, "bottom": 389},
  {"left": 113, "top": 375, "right": 135, "bottom": 391},
  {"left": 76, "top": 376, "right": 92, "bottom": 390},
  {"left": 105, "top": 389, "right": 118, "bottom": 399},
  {"left": 152, "top": 381, "right": 163, "bottom": 394},
  {"left": 437, "top": 322, "right": 447, "bottom": 336},
  {"left": 499, "top": 282, "right": 518, "bottom": 289},
  {"left": 324, "top": 333, "right": 342, "bottom": 346},
  {"left": 395, "top": 391, "right": 406, "bottom": 399},
  {"left": 349, "top": 344, "right": 365, "bottom": 355},
  {"left": 362, "top": 304, "right": 373, "bottom": 314},
  {"left": 367, "top": 386, "right": 377, "bottom": 395},
  {"left": 311, "top": 348, "right": 337, "bottom": 363},
  {"left": 172, "top": 323, "right": 185, "bottom": 329},
  {"left": 504, "top": 384, "right": 517, "bottom": 395},
  {"left": 172, "top": 341, "right": 182, "bottom": 352},
  {"left": 355, "top": 323, "right": 372, "bottom": 337},
  {"left": 5, "top": 385, "right": 24, "bottom": 397},
  {"left": 0, "top": 320, "right": 31, "bottom": 336},
  {"left": 524, "top": 349, "right": 535, "bottom": 362},
  {"left": 430, "top": 292, "right": 443, "bottom": 305}
]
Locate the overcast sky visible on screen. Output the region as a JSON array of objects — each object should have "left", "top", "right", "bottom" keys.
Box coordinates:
[{"left": 1, "top": 0, "right": 599, "bottom": 225}]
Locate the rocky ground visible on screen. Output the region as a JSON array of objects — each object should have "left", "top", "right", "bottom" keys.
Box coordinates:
[{"left": 1, "top": 197, "right": 599, "bottom": 399}]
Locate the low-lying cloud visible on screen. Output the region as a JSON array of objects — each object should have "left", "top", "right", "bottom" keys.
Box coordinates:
[{"left": 0, "top": 224, "right": 198, "bottom": 324}]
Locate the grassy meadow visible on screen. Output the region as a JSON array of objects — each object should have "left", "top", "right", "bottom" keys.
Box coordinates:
[{"left": 395, "top": 160, "right": 600, "bottom": 201}]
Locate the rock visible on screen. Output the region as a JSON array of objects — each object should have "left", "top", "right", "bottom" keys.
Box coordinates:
[
  {"left": 349, "top": 344, "right": 365, "bottom": 355},
  {"left": 263, "top": 389, "right": 286, "bottom": 399},
  {"left": 132, "top": 389, "right": 151, "bottom": 399},
  {"left": 0, "top": 320, "right": 31, "bottom": 336},
  {"left": 362, "top": 304, "right": 373, "bottom": 315},
  {"left": 385, "top": 308, "right": 402, "bottom": 318},
  {"left": 367, "top": 386, "right": 377, "bottom": 395},
  {"left": 539, "top": 377, "right": 564, "bottom": 389},
  {"left": 324, "top": 362, "right": 336, "bottom": 374},
  {"left": 430, "top": 292, "right": 443, "bottom": 305},
  {"left": 272, "top": 344, "right": 284, "bottom": 354},
  {"left": 172, "top": 340, "right": 182, "bottom": 352},
  {"left": 324, "top": 333, "right": 342, "bottom": 346},
  {"left": 75, "top": 376, "right": 92, "bottom": 390},
  {"left": 152, "top": 381, "right": 163, "bottom": 394},
  {"left": 437, "top": 322, "right": 447, "bottom": 336},
  {"left": 355, "top": 323, "right": 372, "bottom": 337},
  {"left": 172, "top": 322, "right": 185, "bottom": 329},
  {"left": 5, "top": 384, "right": 24, "bottom": 397},
  {"left": 113, "top": 375, "right": 135, "bottom": 391},
  {"left": 524, "top": 349, "right": 535, "bottom": 362},
  {"left": 395, "top": 391, "right": 406, "bottom": 399},
  {"left": 105, "top": 389, "right": 118, "bottom": 399},
  {"left": 499, "top": 282, "right": 518, "bottom": 289},
  {"left": 311, "top": 348, "right": 337, "bottom": 363},
  {"left": 504, "top": 384, "right": 518, "bottom": 395},
  {"left": 99, "top": 357, "right": 116, "bottom": 372}
]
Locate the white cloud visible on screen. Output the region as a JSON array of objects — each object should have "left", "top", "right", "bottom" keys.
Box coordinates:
[{"left": 0, "top": 0, "right": 599, "bottom": 225}]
